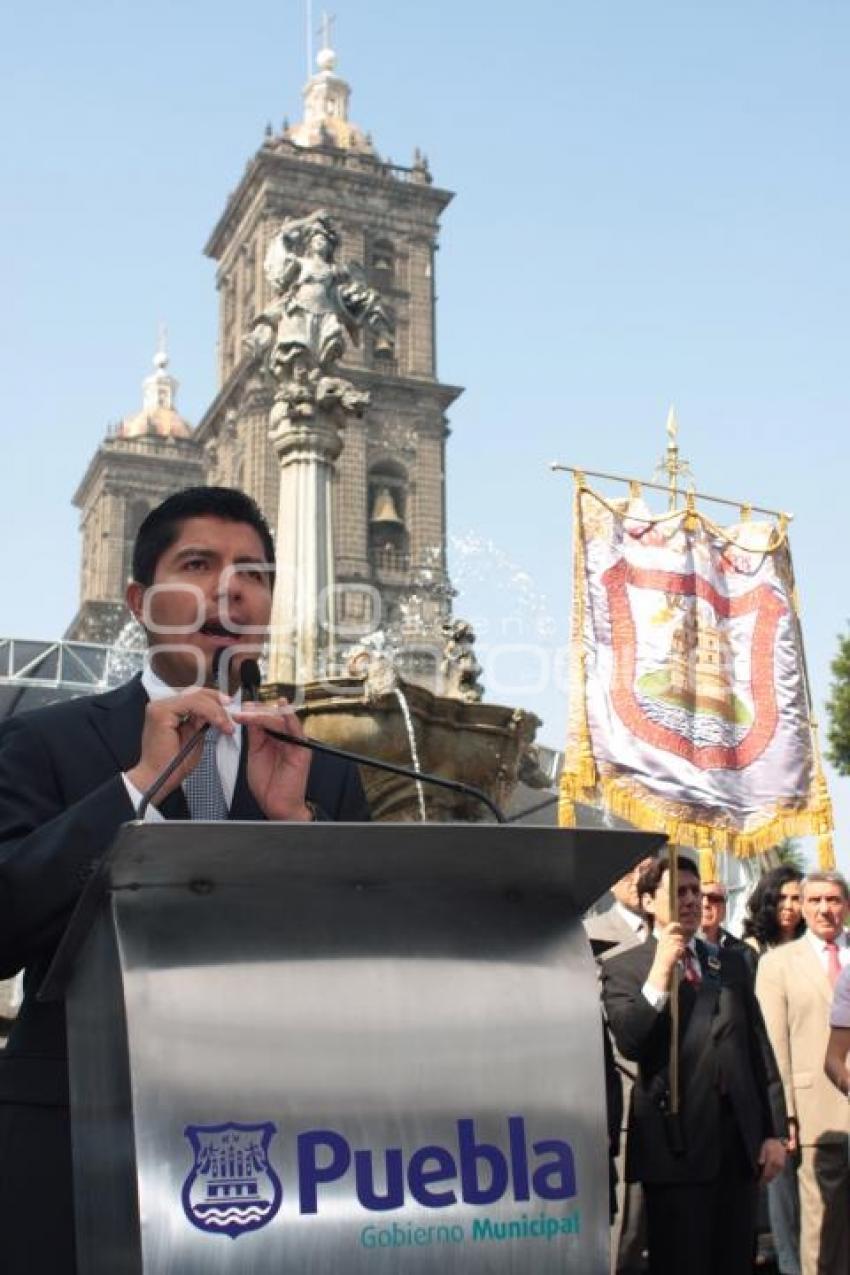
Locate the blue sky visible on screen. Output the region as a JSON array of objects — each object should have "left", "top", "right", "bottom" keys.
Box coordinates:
[{"left": 1, "top": 1, "right": 848, "bottom": 864}]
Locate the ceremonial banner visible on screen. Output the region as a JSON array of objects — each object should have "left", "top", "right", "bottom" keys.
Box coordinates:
[{"left": 559, "top": 481, "right": 834, "bottom": 870}]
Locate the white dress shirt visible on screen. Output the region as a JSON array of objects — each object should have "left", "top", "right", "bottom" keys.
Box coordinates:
[
  {"left": 614, "top": 902, "right": 649, "bottom": 942},
  {"left": 805, "top": 928, "right": 850, "bottom": 972},
  {"left": 642, "top": 936, "right": 701, "bottom": 1011},
  {"left": 122, "top": 662, "right": 242, "bottom": 820}
]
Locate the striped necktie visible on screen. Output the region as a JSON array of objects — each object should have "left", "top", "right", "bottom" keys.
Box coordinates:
[
  {"left": 682, "top": 949, "right": 701, "bottom": 986},
  {"left": 183, "top": 728, "right": 229, "bottom": 821}
]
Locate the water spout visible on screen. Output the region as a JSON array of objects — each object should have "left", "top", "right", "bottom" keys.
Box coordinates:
[{"left": 393, "top": 687, "right": 427, "bottom": 822}]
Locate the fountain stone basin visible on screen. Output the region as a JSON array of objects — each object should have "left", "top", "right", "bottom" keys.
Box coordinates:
[{"left": 260, "top": 676, "right": 540, "bottom": 822}]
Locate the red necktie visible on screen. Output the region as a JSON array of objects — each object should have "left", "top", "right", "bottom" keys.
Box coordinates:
[
  {"left": 682, "top": 949, "right": 701, "bottom": 986},
  {"left": 826, "top": 942, "right": 842, "bottom": 987}
]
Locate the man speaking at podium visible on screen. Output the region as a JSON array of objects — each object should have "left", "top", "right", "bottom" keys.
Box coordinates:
[{"left": 0, "top": 486, "right": 369, "bottom": 1273}]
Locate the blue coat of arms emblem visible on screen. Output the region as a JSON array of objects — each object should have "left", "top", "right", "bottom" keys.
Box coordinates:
[{"left": 181, "top": 1121, "right": 283, "bottom": 1239}]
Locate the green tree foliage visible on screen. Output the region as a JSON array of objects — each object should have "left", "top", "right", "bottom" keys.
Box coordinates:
[
  {"left": 774, "top": 837, "right": 807, "bottom": 872},
  {"left": 826, "top": 627, "right": 850, "bottom": 776}
]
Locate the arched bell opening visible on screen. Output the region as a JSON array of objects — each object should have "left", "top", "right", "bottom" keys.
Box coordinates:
[{"left": 368, "top": 461, "right": 409, "bottom": 575}]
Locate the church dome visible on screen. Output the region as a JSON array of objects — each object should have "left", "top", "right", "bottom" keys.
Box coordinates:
[
  {"left": 287, "top": 43, "right": 376, "bottom": 156},
  {"left": 116, "top": 342, "right": 193, "bottom": 440},
  {"left": 118, "top": 405, "right": 192, "bottom": 440}
]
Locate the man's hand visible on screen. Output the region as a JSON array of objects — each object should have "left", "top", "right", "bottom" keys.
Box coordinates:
[
  {"left": 126, "top": 689, "right": 234, "bottom": 805},
  {"left": 647, "top": 922, "right": 688, "bottom": 994},
  {"left": 785, "top": 1118, "right": 799, "bottom": 1156},
  {"left": 231, "top": 699, "right": 312, "bottom": 822},
  {"left": 757, "top": 1137, "right": 786, "bottom": 1184}
]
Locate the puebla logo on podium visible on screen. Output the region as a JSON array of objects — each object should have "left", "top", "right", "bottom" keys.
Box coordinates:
[
  {"left": 180, "top": 1115, "right": 580, "bottom": 1247},
  {"left": 181, "top": 1121, "right": 283, "bottom": 1239}
]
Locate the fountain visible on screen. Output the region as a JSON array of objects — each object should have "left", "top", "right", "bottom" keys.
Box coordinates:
[
  {"left": 248, "top": 208, "right": 541, "bottom": 821},
  {"left": 107, "top": 617, "right": 146, "bottom": 687},
  {"left": 260, "top": 662, "right": 539, "bottom": 823}
]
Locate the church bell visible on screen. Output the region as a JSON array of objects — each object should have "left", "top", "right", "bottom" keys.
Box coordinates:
[{"left": 370, "top": 487, "right": 404, "bottom": 527}]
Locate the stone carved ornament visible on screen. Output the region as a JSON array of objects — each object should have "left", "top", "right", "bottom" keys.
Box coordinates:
[{"left": 245, "top": 210, "right": 395, "bottom": 425}]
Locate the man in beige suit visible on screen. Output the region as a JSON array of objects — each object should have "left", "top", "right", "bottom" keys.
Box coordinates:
[
  {"left": 586, "top": 855, "right": 657, "bottom": 1274},
  {"left": 756, "top": 871, "right": 850, "bottom": 1275}
]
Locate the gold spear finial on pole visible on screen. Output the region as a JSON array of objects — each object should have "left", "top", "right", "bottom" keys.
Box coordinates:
[
  {"left": 665, "top": 406, "right": 679, "bottom": 511},
  {"left": 666, "top": 403, "right": 678, "bottom": 441},
  {"left": 654, "top": 404, "right": 693, "bottom": 512}
]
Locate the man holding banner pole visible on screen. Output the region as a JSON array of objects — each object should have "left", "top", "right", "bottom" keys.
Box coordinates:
[{"left": 602, "top": 854, "right": 786, "bottom": 1274}]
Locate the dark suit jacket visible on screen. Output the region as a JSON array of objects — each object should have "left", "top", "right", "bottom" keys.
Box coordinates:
[
  {"left": 714, "top": 926, "right": 758, "bottom": 979},
  {"left": 0, "top": 674, "right": 369, "bottom": 1099},
  {"left": 0, "top": 676, "right": 369, "bottom": 1271},
  {"left": 602, "top": 935, "right": 785, "bottom": 1185}
]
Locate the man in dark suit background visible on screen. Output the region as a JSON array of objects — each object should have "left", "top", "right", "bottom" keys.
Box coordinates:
[
  {"left": 0, "top": 486, "right": 369, "bottom": 1274},
  {"left": 698, "top": 878, "right": 751, "bottom": 957},
  {"left": 602, "top": 855, "right": 786, "bottom": 1275}
]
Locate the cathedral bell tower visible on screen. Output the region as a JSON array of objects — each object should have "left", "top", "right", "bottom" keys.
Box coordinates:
[{"left": 195, "top": 34, "right": 462, "bottom": 657}]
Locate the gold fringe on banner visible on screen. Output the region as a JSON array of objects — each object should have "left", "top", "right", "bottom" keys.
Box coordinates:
[
  {"left": 559, "top": 476, "right": 599, "bottom": 826},
  {"left": 698, "top": 847, "right": 718, "bottom": 881},
  {"left": 559, "top": 767, "right": 835, "bottom": 866},
  {"left": 818, "top": 835, "right": 835, "bottom": 870}
]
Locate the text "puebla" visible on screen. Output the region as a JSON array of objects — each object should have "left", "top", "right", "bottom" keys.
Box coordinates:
[{"left": 296, "top": 1116, "right": 577, "bottom": 1214}]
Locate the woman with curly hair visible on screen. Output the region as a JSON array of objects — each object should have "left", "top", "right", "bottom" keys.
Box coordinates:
[
  {"left": 744, "top": 865, "right": 805, "bottom": 953},
  {"left": 746, "top": 865, "right": 804, "bottom": 1275}
]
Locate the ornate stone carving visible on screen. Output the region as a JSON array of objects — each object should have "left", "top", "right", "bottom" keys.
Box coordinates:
[
  {"left": 372, "top": 419, "right": 417, "bottom": 458},
  {"left": 440, "top": 619, "right": 484, "bottom": 703},
  {"left": 245, "top": 209, "right": 394, "bottom": 428}
]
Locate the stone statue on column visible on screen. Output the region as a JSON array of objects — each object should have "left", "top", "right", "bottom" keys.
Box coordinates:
[
  {"left": 247, "top": 208, "right": 394, "bottom": 427},
  {"left": 245, "top": 209, "right": 395, "bottom": 684}
]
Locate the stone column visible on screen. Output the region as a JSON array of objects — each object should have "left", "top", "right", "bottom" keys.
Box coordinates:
[
  {"left": 267, "top": 404, "right": 344, "bottom": 684},
  {"left": 246, "top": 209, "right": 393, "bottom": 683}
]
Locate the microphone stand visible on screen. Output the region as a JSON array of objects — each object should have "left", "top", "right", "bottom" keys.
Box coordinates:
[
  {"left": 136, "top": 728, "right": 207, "bottom": 821},
  {"left": 238, "top": 658, "right": 505, "bottom": 823},
  {"left": 249, "top": 723, "right": 506, "bottom": 824}
]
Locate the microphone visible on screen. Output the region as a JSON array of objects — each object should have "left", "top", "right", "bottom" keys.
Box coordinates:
[
  {"left": 240, "top": 657, "right": 262, "bottom": 702},
  {"left": 238, "top": 660, "right": 506, "bottom": 823}
]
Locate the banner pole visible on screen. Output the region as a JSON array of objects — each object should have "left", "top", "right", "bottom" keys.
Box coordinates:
[
  {"left": 668, "top": 845, "right": 680, "bottom": 1117},
  {"left": 549, "top": 463, "right": 792, "bottom": 522},
  {"left": 662, "top": 412, "right": 682, "bottom": 1117}
]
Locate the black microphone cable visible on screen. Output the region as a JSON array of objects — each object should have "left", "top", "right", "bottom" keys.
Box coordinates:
[{"left": 237, "top": 660, "right": 506, "bottom": 823}]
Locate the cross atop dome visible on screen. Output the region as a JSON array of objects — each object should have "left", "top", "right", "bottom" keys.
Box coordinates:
[{"left": 316, "top": 9, "right": 336, "bottom": 61}]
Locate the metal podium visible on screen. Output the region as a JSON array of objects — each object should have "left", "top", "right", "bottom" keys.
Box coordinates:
[{"left": 44, "top": 821, "right": 664, "bottom": 1273}]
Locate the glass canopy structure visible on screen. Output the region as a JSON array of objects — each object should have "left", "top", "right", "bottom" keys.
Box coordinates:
[{"left": 0, "top": 636, "right": 143, "bottom": 720}]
